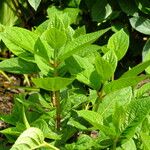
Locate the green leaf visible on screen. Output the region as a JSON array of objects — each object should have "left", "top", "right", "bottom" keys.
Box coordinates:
[
  {"left": 135, "top": 0, "right": 150, "bottom": 14},
  {"left": 28, "top": 0, "right": 41, "bottom": 11},
  {"left": 103, "top": 50, "right": 118, "bottom": 73},
  {"left": 32, "top": 77, "right": 75, "bottom": 91},
  {"left": 142, "top": 39, "right": 150, "bottom": 73},
  {"left": 121, "top": 60, "right": 150, "bottom": 78},
  {"left": 73, "top": 26, "right": 86, "bottom": 38},
  {"left": 31, "top": 119, "right": 60, "bottom": 140},
  {"left": 117, "top": 139, "right": 136, "bottom": 150},
  {"left": 141, "top": 133, "right": 150, "bottom": 150},
  {"left": 0, "top": 58, "right": 40, "bottom": 74},
  {"left": 34, "top": 38, "right": 54, "bottom": 76},
  {"left": 104, "top": 76, "right": 149, "bottom": 94},
  {"left": 58, "top": 28, "right": 110, "bottom": 61},
  {"left": 95, "top": 55, "right": 113, "bottom": 82},
  {"left": 118, "top": 0, "right": 138, "bottom": 16},
  {"left": 0, "top": 0, "right": 17, "bottom": 26},
  {"left": 77, "top": 110, "right": 102, "bottom": 127},
  {"left": 65, "top": 55, "right": 101, "bottom": 90},
  {"left": 10, "top": 127, "right": 58, "bottom": 150},
  {"left": 41, "top": 28, "right": 67, "bottom": 50},
  {"left": 107, "top": 29, "right": 129, "bottom": 60},
  {"left": 135, "top": 82, "right": 150, "bottom": 98},
  {"left": 130, "top": 16, "right": 150, "bottom": 35},
  {"left": 91, "top": 0, "right": 112, "bottom": 22},
  {"left": 98, "top": 87, "right": 132, "bottom": 118},
  {"left": 1, "top": 27, "right": 38, "bottom": 53},
  {"left": 120, "top": 97, "right": 150, "bottom": 141}
]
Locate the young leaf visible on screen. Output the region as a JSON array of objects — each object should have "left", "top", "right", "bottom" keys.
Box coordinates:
[
  {"left": 1, "top": 27, "right": 38, "bottom": 53},
  {"left": 41, "top": 28, "right": 67, "bottom": 50},
  {"left": 103, "top": 50, "right": 118, "bottom": 73},
  {"left": 107, "top": 29, "right": 129, "bottom": 60},
  {"left": 121, "top": 60, "right": 150, "bottom": 78},
  {"left": 58, "top": 28, "right": 110, "bottom": 61},
  {"left": 28, "top": 0, "right": 41, "bottom": 11},
  {"left": 32, "top": 77, "right": 75, "bottom": 91},
  {"left": 10, "top": 127, "right": 58, "bottom": 150},
  {"left": 104, "top": 75, "right": 149, "bottom": 94},
  {"left": 0, "top": 58, "right": 40, "bottom": 74},
  {"left": 95, "top": 55, "right": 113, "bottom": 82},
  {"left": 130, "top": 16, "right": 150, "bottom": 35},
  {"left": 34, "top": 38, "right": 54, "bottom": 75}
]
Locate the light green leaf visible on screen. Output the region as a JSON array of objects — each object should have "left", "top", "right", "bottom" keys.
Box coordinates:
[
  {"left": 130, "top": 16, "right": 150, "bottom": 35},
  {"left": 120, "top": 97, "right": 150, "bottom": 140},
  {"left": 121, "top": 60, "right": 150, "bottom": 78},
  {"left": 58, "top": 28, "right": 110, "bottom": 61},
  {"left": 77, "top": 110, "right": 115, "bottom": 137},
  {"left": 98, "top": 87, "right": 132, "bottom": 118},
  {"left": 117, "top": 139, "right": 136, "bottom": 150},
  {"left": 32, "top": 77, "right": 75, "bottom": 91},
  {"left": 0, "top": 58, "right": 40, "bottom": 74},
  {"left": 103, "top": 50, "right": 118, "bottom": 73},
  {"left": 142, "top": 39, "right": 150, "bottom": 73},
  {"left": 104, "top": 76, "right": 149, "bottom": 94},
  {"left": 10, "top": 127, "right": 59, "bottom": 150},
  {"left": 141, "top": 133, "right": 150, "bottom": 150},
  {"left": 107, "top": 29, "right": 129, "bottom": 60},
  {"left": 34, "top": 38, "right": 54, "bottom": 76},
  {"left": 28, "top": 0, "right": 41, "bottom": 11},
  {"left": 1, "top": 27, "right": 38, "bottom": 53},
  {"left": 41, "top": 28, "right": 67, "bottom": 50},
  {"left": 0, "top": 0, "right": 17, "bottom": 26},
  {"left": 31, "top": 119, "right": 60, "bottom": 140},
  {"left": 65, "top": 55, "right": 101, "bottom": 90},
  {"left": 77, "top": 110, "right": 102, "bottom": 127},
  {"left": 73, "top": 26, "right": 86, "bottom": 38},
  {"left": 95, "top": 55, "right": 113, "bottom": 82},
  {"left": 135, "top": 82, "right": 150, "bottom": 98}
]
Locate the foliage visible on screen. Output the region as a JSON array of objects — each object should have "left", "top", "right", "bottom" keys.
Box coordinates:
[{"left": 0, "top": 0, "right": 150, "bottom": 150}]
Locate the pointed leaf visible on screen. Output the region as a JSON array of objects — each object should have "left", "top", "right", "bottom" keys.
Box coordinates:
[
  {"left": 104, "top": 76, "right": 149, "bottom": 94},
  {"left": 34, "top": 38, "right": 54, "bottom": 76},
  {"left": 41, "top": 28, "right": 67, "bottom": 50},
  {"left": 98, "top": 87, "right": 132, "bottom": 118},
  {"left": 28, "top": 0, "right": 41, "bottom": 11},
  {"left": 120, "top": 97, "right": 150, "bottom": 140},
  {"left": 0, "top": 58, "right": 40, "bottom": 74},
  {"left": 58, "top": 28, "right": 110, "bottom": 61},
  {"left": 10, "top": 127, "right": 44, "bottom": 150},
  {"left": 121, "top": 60, "right": 150, "bottom": 78},
  {"left": 107, "top": 29, "right": 129, "bottom": 60},
  {"left": 95, "top": 55, "right": 113, "bottom": 82},
  {"left": 130, "top": 16, "right": 150, "bottom": 35},
  {"left": 103, "top": 50, "right": 118, "bottom": 73},
  {"left": 32, "top": 77, "right": 75, "bottom": 91},
  {"left": 1, "top": 27, "right": 38, "bottom": 53}
]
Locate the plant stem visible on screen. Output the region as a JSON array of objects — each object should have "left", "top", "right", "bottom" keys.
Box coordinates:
[
  {"left": 93, "top": 90, "right": 103, "bottom": 112},
  {"left": 52, "top": 90, "right": 61, "bottom": 131},
  {"left": 112, "top": 138, "right": 118, "bottom": 150}
]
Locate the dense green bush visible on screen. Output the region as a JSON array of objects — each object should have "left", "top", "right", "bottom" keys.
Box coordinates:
[{"left": 0, "top": 0, "right": 150, "bottom": 149}]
